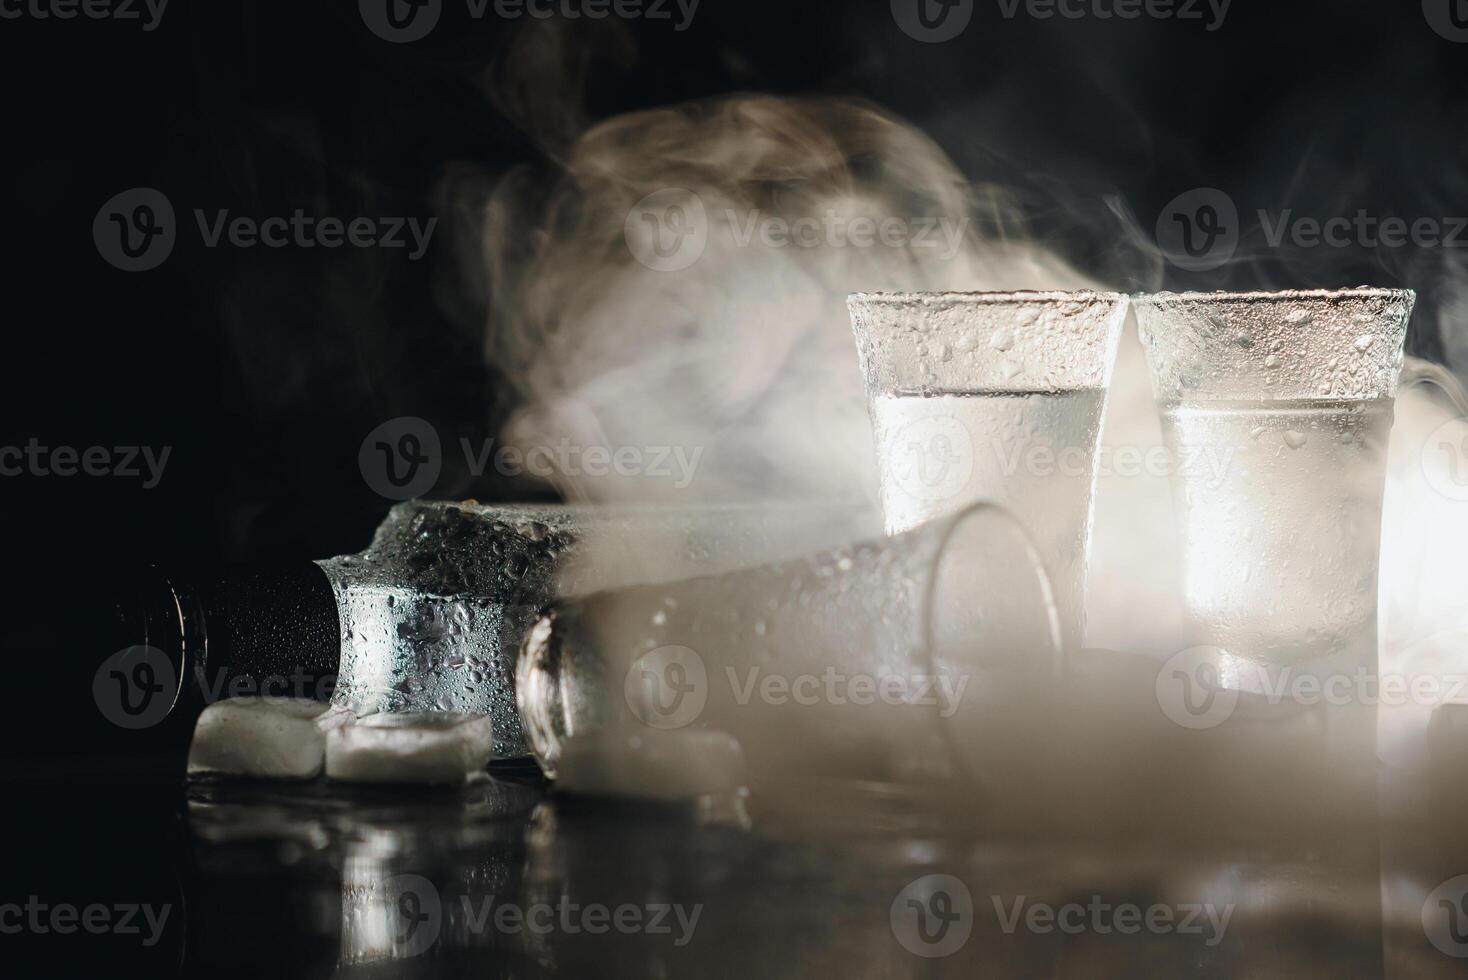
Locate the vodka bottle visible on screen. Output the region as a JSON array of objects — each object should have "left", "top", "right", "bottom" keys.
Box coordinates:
[{"left": 79, "top": 500, "right": 873, "bottom": 761}]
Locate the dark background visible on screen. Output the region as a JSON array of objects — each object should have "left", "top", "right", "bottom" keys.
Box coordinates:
[
  {"left": 0, "top": 2, "right": 1465, "bottom": 974},
  {"left": 1, "top": 1, "right": 1463, "bottom": 573},
  {"left": 0, "top": 0, "right": 1460, "bottom": 749}
]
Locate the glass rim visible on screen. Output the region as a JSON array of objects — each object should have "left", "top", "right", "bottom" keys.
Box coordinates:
[
  {"left": 1133, "top": 286, "right": 1413, "bottom": 305},
  {"left": 848, "top": 289, "right": 1129, "bottom": 306}
]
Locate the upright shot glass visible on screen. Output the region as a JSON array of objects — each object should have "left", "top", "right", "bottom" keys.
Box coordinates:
[
  {"left": 847, "top": 291, "right": 1129, "bottom": 650},
  {"left": 1136, "top": 289, "right": 1414, "bottom": 745}
]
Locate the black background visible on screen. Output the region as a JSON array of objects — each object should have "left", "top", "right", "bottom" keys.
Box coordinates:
[
  {"left": 1, "top": 1, "right": 1463, "bottom": 572},
  {"left": 0, "top": 1, "right": 1465, "bottom": 974},
  {"left": 0, "top": 0, "right": 1460, "bottom": 753}
]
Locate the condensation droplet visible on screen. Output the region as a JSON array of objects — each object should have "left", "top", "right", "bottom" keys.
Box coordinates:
[{"left": 1284, "top": 430, "right": 1308, "bottom": 449}]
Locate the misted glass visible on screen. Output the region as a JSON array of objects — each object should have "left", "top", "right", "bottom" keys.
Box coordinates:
[{"left": 847, "top": 290, "right": 1129, "bottom": 650}]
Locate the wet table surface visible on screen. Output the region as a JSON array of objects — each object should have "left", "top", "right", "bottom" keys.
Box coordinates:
[{"left": 6, "top": 761, "right": 1467, "bottom": 978}]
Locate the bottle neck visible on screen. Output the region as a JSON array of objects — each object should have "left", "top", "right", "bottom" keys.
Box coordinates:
[{"left": 30, "top": 564, "right": 340, "bottom": 767}]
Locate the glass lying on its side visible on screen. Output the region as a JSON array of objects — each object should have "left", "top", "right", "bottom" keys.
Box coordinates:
[{"left": 517, "top": 502, "right": 1064, "bottom": 790}]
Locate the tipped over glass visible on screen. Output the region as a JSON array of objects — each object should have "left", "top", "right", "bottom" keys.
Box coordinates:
[{"left": 847, "top": 290, "right": 1129, "bottom": 650}]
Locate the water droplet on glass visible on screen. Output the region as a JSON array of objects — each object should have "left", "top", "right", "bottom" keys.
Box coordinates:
[
  {"left": 1284, "top": 430, "right": 1308, "bottom": 449},
  {"left": 1264, "top": 354, "right": 1280, "bottom": 368},
  {"left": 989, "top": 328, "right": 1014, "bottom": 351},
  {"left": 1354, "top": 334, "right": 1375, "bottom": 352}
]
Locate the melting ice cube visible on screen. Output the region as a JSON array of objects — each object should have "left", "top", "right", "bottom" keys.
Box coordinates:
[
  {"left": 187, "top": 697, "right": 336, "bottom": 779},
  {"left": 325, "top": 711, "right": 493, "bottom": 784}
]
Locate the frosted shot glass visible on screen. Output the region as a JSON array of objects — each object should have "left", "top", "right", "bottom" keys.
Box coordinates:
[
  {"left": 517, "top": 502, "right": 1063, "bottom": 792},
  {"left": 1137, "top": 289, "right": 1412, "bottom": 969},
  {"left": 847, "top": 291, "right": 1129, "bottom": 650},
  {"left": 1135, "top": 289, "right": 1414, "bottom": 671}
]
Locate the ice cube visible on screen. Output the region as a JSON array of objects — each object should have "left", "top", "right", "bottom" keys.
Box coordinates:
[
  {"left": 325, "top": 711, "right": 493, "bottom": 784},
  {"left": 187, "top": 696, "right": 333, "bottom": 779},
  {"left": 556, "top": 730, "right": 746, "bottom": 801}
]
